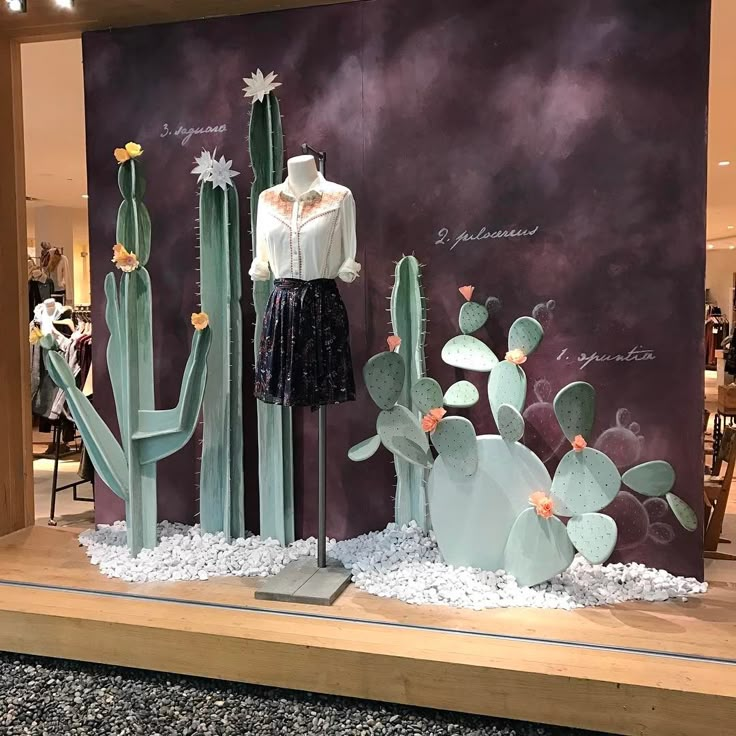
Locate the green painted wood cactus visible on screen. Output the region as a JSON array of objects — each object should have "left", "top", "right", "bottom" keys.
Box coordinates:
[
  {"left": 44, "top": 148, "right": 211, "bottom": 556},
  {"left": 194, "top": 150, "right": 244, "bottom": 538},
  {"left": 246, "top": 71, "right": 295, "bottom": 545}
]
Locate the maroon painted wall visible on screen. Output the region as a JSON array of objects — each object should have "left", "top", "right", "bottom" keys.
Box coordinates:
[{"left": 83, "top": 0, "right": 709, "bottom": 577}]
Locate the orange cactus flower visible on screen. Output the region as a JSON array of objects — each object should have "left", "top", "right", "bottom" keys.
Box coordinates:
[
  {"left": 572, "top": 434, "right": 587, "bottom": 452},
  {"left": 459, "top": 285, "right": 475, "bottom": 302},
  {"left": 505, "top": 348, "right": 527, "bottom": 365},
  {"left": 530, "top": 491, "right": 554, "bottom": 519},
  {"left": 387, "top": 335, "right": 402, "bottom": 351},
  {"left": 111, "top": 243, "right": 139, "bottom": 272},
  {"left": 191, "top": 312, "right": 210, "bottom": 331},
  {"left": 422, "top": 407, "right": 447, "bottom": 434},
  {"left": 114, "top": 147, "right": 130, "bottom": 164}
]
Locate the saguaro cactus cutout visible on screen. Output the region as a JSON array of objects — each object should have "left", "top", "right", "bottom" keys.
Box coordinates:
[
  {"left": 193, "top": 150, "right": 245, "bottom": 538},
  {"left": 245, "top": 70, "right": 295, "bottom": 545},
  {"left": 44, "top": 145, "right": 211, "bottom": 556}
]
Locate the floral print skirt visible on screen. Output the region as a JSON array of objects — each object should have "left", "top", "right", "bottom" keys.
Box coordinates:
[{"left": 255, "top": 278, "right": 356, "bottom": 408}]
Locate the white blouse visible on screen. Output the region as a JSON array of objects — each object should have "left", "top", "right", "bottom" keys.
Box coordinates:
[{"left": 249, "top": 173, "right": 361, "bottom": 283}]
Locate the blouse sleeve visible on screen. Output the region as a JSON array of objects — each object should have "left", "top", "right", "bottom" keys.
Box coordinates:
[
  {"left": 337, "top": 190, "right": 361, "bottom": 283},
  {"left": 249, "top": 192, "right": 272, "bottom": 282}
]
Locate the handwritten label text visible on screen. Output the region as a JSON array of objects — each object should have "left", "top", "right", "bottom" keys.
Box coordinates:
[
  {"left": 160, "top": 123, "right": 228, "bottom": 146},
  {"left": 435, "top": 225, "right": 540, "bottom": 250},
  {"left": 556, "top": 346, "right": 657, "bottom": 371}
]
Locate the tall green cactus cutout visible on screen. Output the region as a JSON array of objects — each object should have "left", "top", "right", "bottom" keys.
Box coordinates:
[
  {"left": 194, "top": 150, "right": 244, "bottom": 538},
  {"left": 43, "top": 147, "right": 211, "bottom": 556},
  {"left": 246, "top": 71, "right": 295, "bottom": 545},
  {"left": 391, "top": 255, "right": 430, "bottom": 530}
]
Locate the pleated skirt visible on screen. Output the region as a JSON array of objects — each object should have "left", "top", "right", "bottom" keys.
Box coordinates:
[{"left": 254, "top": 278, "right": 356, "bottom": 408}]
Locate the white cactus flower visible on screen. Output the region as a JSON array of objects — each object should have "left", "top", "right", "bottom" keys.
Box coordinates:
[
  {"left": 242, "top": 69, "right": 282, "bottom": 104},
  {"left": 210, "top": 155, "right": 240, "bottom": 191}
]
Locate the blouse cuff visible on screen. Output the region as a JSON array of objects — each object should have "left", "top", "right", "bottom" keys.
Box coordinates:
[
  {"left": 249, "top": 260, "right": 271, "bottom": 282},
  {"left": 338, "top": 257, "right": 362, "bottom": 283}
]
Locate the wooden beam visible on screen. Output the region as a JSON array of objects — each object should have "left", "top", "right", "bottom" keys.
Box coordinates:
[{"left": 0, "top": 37, "right": 33, "bottom": 537}]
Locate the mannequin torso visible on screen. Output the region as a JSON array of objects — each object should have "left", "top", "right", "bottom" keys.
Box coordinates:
[{"left": 286, "top": 155, "right": 319, "bottom": 197}]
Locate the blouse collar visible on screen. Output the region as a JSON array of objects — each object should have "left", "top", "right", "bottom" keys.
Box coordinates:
[{"left": 279, "top": 172, "right": 325, "bottom": 203}]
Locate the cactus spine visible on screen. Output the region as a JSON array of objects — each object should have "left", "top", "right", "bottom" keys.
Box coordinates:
[
  {"left": 248, "top": 85, "right": 295, "bottom": 544},
  {"left": 44, "top": 152, "right": 211, "bottom": 556},
  {"left": 198, "top": 171, "right": 245, "bottom": 538},
  {"left": 391, "top": 255, "right": 429, "bottom": 530}
]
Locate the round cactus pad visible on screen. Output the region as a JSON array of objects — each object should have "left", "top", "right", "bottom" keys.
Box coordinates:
[
  {"left": 428, "top": 436, "right": 552, "bottom": 570},
  {"left": 622, "top": 461, "right": 676, "bottom": 497},
  {"left": 550, "top": 448, "right": 621, "bottom": 516},
  {"left": 497, "top": 404, "right": 525, "bottom": 442},
  {"left": 441, "top": 335, "right": 498, "bottom": 372},
  {"left": 553, "top": 381, "right": 595, "bottom": 442},
  {"left": 430, "top": 417, "right": 478, "bottom": 477},
  {"left": 348, "top": 435, "right": 382, "bottom": 462},
  {"left": 508, "top": 316, "right": 544, "bottom": 356},
  {"left": 443, "top": 380, "right": 480, "bottom": 408},
  {"left": 666, "top": 493, "right": 698, "bottom": 532},
  {"left": 376, "top": 405, "right": 429, "bottom": 466},
  {"left": 411, "top": 377, "right": 444, "bottom": 414},
  {"left": 566, "top": 513, "right": 618, "bottom": 564},
  {"left": 363, "top": 351, "right": 405, "bottom": 410},
  {"left": 488, "top": 361, "right": 527, "bottom": 423},
  {"left": 459, "top": 301, "right": 489, "bottom": 335},
  {"left": 393, "top": 436, "right": 433, "bottom": 468},
  {"left": 503, "top": 508, "right": 575, "bottom": 587}
]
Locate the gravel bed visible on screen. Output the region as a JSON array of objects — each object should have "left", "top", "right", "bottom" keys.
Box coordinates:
[{"left": 0, "top": 652, "right": 607, "bottom": 735}]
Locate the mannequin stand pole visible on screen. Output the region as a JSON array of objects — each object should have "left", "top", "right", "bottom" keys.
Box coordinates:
[{"left": 255, "top": 144, "right": 351, "bottom": 604}]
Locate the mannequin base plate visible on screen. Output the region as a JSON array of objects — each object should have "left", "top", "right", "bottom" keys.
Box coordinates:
[{"left": 254, "top": 557, "right": 352, "bottom": 606}]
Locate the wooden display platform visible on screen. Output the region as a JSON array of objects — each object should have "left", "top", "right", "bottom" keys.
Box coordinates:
[{"left": 0, "top": 527, "right": 735, "bottom": 736}]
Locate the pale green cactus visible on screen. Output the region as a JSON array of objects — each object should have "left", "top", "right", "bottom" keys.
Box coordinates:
[
  {"left": 248, "top": 78, "right": 295, "bottom": 545},
  {"left": 44, "top": 153, "right": 211, "bottom": 556}
]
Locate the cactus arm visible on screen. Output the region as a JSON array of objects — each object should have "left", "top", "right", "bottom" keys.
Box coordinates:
[
  {"left": 135, "top": 327, "right": 211, "bottom": 465},
  {"left": 117, "top": 160, "right": 151, "bottom": 265},
  {"left": 104, "top": 272, "right": 128, "bottom": 442},
  {"left": 45, "top": 351, "right": 129, "bottom": 500}
]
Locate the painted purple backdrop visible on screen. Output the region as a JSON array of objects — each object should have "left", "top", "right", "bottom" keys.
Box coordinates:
[{"left": 83, "top": 0, "right": 709, "bottom": 577}]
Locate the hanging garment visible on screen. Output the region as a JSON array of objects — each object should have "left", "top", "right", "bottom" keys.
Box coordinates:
[
  {"left": 250, "top": 174, "right": 360, "bottom": 408},
  {"left": 254, "top": 278, "right": 355, "bottom": 407}
]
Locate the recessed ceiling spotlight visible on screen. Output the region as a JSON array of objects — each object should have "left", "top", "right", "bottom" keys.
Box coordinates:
[
  {"left": 81, "top": 194, "right": 89, "bottom": 199},
  {"left": 730, "top": 245, "right": 735, "bottom": 251},
  {"left": 708, "top": 243, "right": 715, "bottom": 249},
  {"left": 6, "top": 0, "right": 27, "bottom": 12},
  {"left": 719, "top": 161, "right": 732, "bottom": 167},
  {"left": 54, "top": 0, "right": 74, "bottom": 7},
  {"left": 729, "top": 226, "right": 735, "bottom": 230}
]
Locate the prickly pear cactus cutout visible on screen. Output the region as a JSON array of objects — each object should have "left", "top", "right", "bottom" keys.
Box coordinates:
[
  {"left": 444, "top": 380, "right": 479, "bottom": 408},
  {"left": 412, "top": 377, "right": 444, "bottom": 414},
  {"left": 441, "top": 335, "right": 498, "bottom": 372},
  {"left": 376, "top": 405, "right": 429, "bottom": 466},
  {"left": 364, "top": 351, "right": 405, "bottom": 410},
  {"left": 666, "top": 493, "right": 698, "bottom": 532},
  {"left": 503, "top": 508, "right": 575, "bottom": 588},
  {"left": 428, "top": 436, "right": 552, "bottom": 570},
  {"left": 622, "top": 461, "right": 675, "bottom": 497},
  {"left": 497, "top": 404, "right": 525, "bottom": 443},
  {"left": 459, "top": 302, "right": 489, "bottom": 335},
  {"left": 348, "top": 435, "right": 381, "bottom": 462},
  {"left": 430, "top": 417, "right": 478, "bottom": 477},
  {"left": 488, "top": 360, "right": 527, "bottom": 424},
  {"left": 393, "top": 436, "right": 433, "bottom": 468},
  {"left": 554, "top": 382, "right": 595, "bottom": 442},
  {"left": 566, "top": 513, "right": 618, "bottom": 564},
  {"left": 508, "top": 316, "right": 544, "bottom": 356},
  {"left": 550, "top": 448, "right": 621, "bottom": 516}
]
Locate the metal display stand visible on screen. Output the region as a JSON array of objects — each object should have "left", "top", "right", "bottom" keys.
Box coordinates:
[{"left": 255, "top": 144, "right": 352, "bottom": 606}]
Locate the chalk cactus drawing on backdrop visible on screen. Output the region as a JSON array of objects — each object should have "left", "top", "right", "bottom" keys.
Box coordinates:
[
  {"left": 352, "top": 272, "right": 697, "bottom": 587},
  {"left": 246, "top": 71, "right": 295, "bottom": 545},
  {"left": 43, "top": 147, "right": 211, "bottom": 556}
]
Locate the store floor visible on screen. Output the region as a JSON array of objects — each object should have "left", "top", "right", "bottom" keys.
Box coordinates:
[{"left": 0, "top": 652, "right": 601, "bottom": 736}]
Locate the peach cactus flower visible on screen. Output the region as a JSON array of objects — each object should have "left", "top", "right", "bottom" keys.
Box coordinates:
[
  {"left": 387, "top": 335, "right": 402, "bottom": 351},
  {"left": 191, "top": 312, "right": 210, "bottom": 331},
  {"left": 458, "top": 285, "right": 475, "bottom": 302},
  {"left": 111, "top": 243, "right": 139, "bottom": 272},
  {"left": 124, "top": 142, "right": 143, "bottom": 158},
  {"left": 530, "top": 491, "right": 555, "bottom": 519},
  {"left": 421, "top": 407, "right": 447, "bottom": 434},
  {"left": 114, "top": 147, "right": 130, "bottom": 164},
  {"left": 505, "top": 348, "right": 527, "bottom": 365},
  {"left": 572, "top": 434, "right": 587, "bottom": 452}
]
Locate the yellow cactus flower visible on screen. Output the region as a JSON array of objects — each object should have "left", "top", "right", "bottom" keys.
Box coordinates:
[
  {"left": 29, "top": 326, "right": 43, "bottom": 345},
  {"left": 191, "top": 312, "right": 210, "bottom": 331},
  {"left": 112, "top": 243, "right": 140, "bottom": 272},
  {"left": 125, "top": 142, "right": 143, "bottom": 158}
]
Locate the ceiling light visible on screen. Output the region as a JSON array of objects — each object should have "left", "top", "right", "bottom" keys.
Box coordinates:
[
  {"left": 54, "top": 0, "right": 74, "bottom": 7},
  {"left": 81, "top": 194, "right": 89, "bottom": 199},
  {"left": 730, "top": 246, "right": 735, "bottom": 251},
  {"left": 6, "top": 0, "right": 27, "bottom": 12},
  {"left": 719, "top": 161, "right": 731, "bottom": 167},
  {"left": 729, "top": 226, "right": 735, "bottom": 230},
  {"left": 708, "top": 243, "right": 715, "bottom": 249}
]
